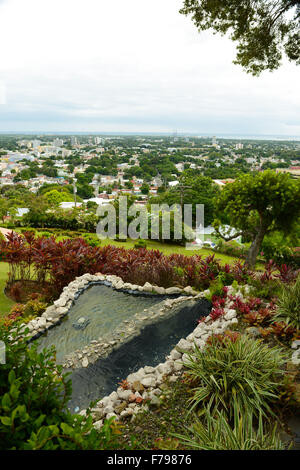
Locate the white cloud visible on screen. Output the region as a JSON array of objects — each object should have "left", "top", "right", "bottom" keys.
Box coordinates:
[{"left": 0, "top": 0, "right": 299, "bottom": 135}]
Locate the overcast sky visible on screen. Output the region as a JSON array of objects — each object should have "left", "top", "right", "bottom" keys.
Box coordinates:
[{"left": 0, "top": 0, "right": 299, "bottom": 136}]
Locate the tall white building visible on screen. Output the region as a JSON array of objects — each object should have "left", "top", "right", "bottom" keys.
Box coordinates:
[{"left": 53, "top": 138, "right": 64, "bottom": 147}]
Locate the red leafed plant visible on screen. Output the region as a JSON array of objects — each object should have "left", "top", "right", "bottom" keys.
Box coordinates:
[
  {"left": 259, "top": 322, "right": 300, "bottom": 341},
  {"left": 243, "top": 307, "right": 274, "bottom": 326},
  {"left": 207, "top": 330, "right": 241, "bottom": 346},
  {"left": 210, "top": 307, "right": 225, "bottom": 321},
  {"left": 118, "top": 379, "right": 131, "bottom": 390}
]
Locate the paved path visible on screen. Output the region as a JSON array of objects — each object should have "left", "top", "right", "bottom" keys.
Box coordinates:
[{"left": 0, "top": 227, "right": 14, "bottom": 239}]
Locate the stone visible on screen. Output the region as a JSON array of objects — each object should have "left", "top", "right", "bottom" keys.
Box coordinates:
[
  {"left": 103, "top": 405, "right": 115, "bottom": 415},
  {"left": 141, "top": 376, "right": 156, "bottom": 388},
  {"left": 193, "top": 338, "right": 206, "bottom": 350},
  {"left": 37, "top": 318, "right": 47, "bottom": 329},
  {"left": 106, "top": 413, "right": 117, "bottom": 420},
  {"left": 93, "top": 420, "right": 103, "bottom": 430},
  {"left": 150, "top": 396, "right": 161, "bottom": 406},
  {"left": 181, "top": 353, "right": 191, "bottom": 365},
  {"left": 82, "top": 357, "right": 89, "bottom": 368},
  {"left": 165, "top": 287, "right": 182, "bottom": 295},
  {"left": 193, "top": 328, "right": 205, "bottom": 338},
  {"left": 108, "top": 391, "right": 119, "bottom": 403},
  {"left": 183, "top": 286, "right": 194, "bottom": 295},
  {"left": 144, "top": 366, "right": 156, "bottom": 374},
  {"left": 143, "top": 282, "right": 153, "bottom": 292},
  {"left": 224, "top": 309, "right": 237, "bottom": 321},
  {"left": 176, "top": 338, "right": 192, "bottom": 352},
  {"left": 291, "top": 340, "right": 300, "bottom": 350},
  {"left": 156, "top": 361, "right": 173, "bottom": 376},
  {"left": 120, "top": 408, "right": 134, "bottom": 418},
  {"left": 55, "top": 307, "right": 69, "bottom": 316},
  {"left": 174, "top": 360, "right": 183, "bottom": 371},
  {"left": 91, "top": 408, "right": 104, "bottom": 420},
  {"left": 54, "top": 297, "right": 68, "bottom": 308},
  {"left": 117, "top": 389, "right": 132, "bottom": 400},
  {"left": 115, "top": 281, "right": 124, "bottom": 290},
  {"left": 129, "top": 394, "right": 137, "bottom": 403},
  {"left": 115, "top": 402, "right": 128, "bottom": 414},
  {"left": 153, "top": 286, "right": 165, "bottom": 295},
  {"left": 170, "top": 349, "right": 182, "bottom": 361},
  {"left": 292, "top": 350, "right": 300, "bottom": 366},
  {"left": 132, "top": 381, "right": 145, "bottom": 393},
  {"left": 169, "top": 375, "right": 179, "bottom": 383}
]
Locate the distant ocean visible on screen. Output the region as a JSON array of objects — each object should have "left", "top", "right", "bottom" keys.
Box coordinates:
[{"left": 1, "top": 131, "right": 300, "bottom": 141}]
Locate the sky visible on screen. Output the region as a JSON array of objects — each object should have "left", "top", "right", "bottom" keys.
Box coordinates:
[{"left": 0, "top": 0, "right": 299, "bottom": 136}]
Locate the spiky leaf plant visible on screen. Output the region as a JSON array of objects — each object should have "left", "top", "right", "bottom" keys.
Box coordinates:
[
  {"left": 273, "top": 274, "right": 300, "bottom": 329},
  {"left": 173, "top": 403, "right": 285, "bottom": 450},
  {"left": 184, "top": 335, "right": 287, "bottom": 417}
]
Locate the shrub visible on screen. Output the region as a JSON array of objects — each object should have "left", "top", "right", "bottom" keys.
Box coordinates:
[
  {"left": 82, "top": 234, "right": 101, "bottom": 247},
  {"left": 0, "top": 324, "right": 124, "bottom": 450},
  {"left": 184, "top": 335, "right": 287, "bottom": 418},
  {"left": 134, "top": 239, "right": 147, "bottom": 249},
  {"left": 248, "top": 277, "right": 281, "bottom": 300},
  {"left": 215, "top": 240, "right": 248, "bottom": 259},
  {"left": 173, "top": 404, "right": 285, "bottom": 450},
  {"left": 273, "top": 275, "right": 300, "bottom": 329},
  {"left": 39, "top": 231, "right": 52, "bottom": 238}
]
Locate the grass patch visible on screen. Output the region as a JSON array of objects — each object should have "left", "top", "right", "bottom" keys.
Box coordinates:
[{"left": 0, "top": 262, "right": 15, "bottom": 317}]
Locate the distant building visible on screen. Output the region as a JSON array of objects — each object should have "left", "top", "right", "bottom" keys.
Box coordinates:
[
  {"left": 32, "top": 140, "right": 41, "bottom": 149},
  {"left": 53, "top": 138, "right": 64, "bottom": 147}
]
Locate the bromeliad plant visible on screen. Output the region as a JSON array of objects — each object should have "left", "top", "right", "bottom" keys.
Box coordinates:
[
  {"left": 272, "top": 274, "right": 300, "bottom": 330},
  {"left": 184, "top": 334, "right": 287, "bottom": 418}
]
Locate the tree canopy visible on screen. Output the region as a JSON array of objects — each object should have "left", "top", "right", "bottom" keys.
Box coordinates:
[
  {"left": 213, "top": 170, "right": 300, "bottom": 266},
  {"left": 180, "top": 0, "right": 300, "bottom": 75}
]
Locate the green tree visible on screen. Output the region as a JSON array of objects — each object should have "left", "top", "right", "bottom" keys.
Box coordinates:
[
  {"left": 213, "top": 170, "right": 300, "bottom": 267},
  {"left": 140, "top": 183, "right": 150, "bottom": 195},
  {"left": 44, "top": 189, "right": 74, "bottom": 207},
  {"left": 23, "top": 196, "right": 51, "bottom": 228},
  {"left": 180, "top": 0, "right": 300, "bottom": 75}
]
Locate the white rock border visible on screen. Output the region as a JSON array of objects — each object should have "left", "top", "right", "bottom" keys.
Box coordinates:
[
  {"left": 21, "top": 273, "right": 198, "bottom": 339},
  {"left": 18, "top": 273, "right": 200, "bottom": 369}
]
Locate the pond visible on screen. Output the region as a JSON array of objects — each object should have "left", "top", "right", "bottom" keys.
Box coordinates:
[
  {"left": 67, "top": 298, "right": 211, "bottom": 412},
  {"left": 37, "top": 284, "right": 164, "bottom": 363}
]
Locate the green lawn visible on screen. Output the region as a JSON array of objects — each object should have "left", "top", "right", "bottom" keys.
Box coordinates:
[
  {"left": 98, "top": 237, "right": 239, "bottom": 265},
  {"left": 0, "top": 262, "right": 15, "bottom": 317}
]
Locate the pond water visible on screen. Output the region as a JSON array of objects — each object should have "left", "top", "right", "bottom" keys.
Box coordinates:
[
  {"left": 37, "top": 284, "right": 163, "bottom": 363},
  {"left": 68, "top": 298, "right": 211, "bottom": 412}
]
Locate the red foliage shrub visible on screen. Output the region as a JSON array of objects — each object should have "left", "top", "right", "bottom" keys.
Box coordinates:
[{"left": 207, "top": 330, "right": 241, "bottom": 346}]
